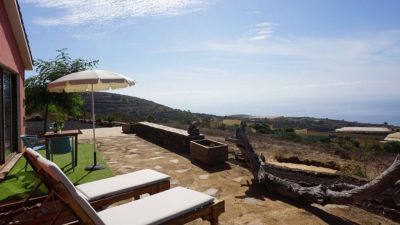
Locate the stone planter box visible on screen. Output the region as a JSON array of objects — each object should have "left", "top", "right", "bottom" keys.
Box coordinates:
[{"left": 190, "top": 139, "right": 228, "bottom": 165}]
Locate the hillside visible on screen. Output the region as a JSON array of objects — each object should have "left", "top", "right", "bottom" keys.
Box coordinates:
[
  {"left": 227, "top": 116, "right": 397, "bottom": 132},
  {"left": 257, "top": 116, "right": 393, "bottom": 132},
  {"left": 80, "top": 92, "right": 397, "bottom": 131},
  {"left": 80, "top": 92, "right": 217, "bottom": 124}
]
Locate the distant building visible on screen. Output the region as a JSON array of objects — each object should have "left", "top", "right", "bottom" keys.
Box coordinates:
[
  {"left": 384, "top": 132, "right": 400, "bottom": 142},
  {"left": 335, "top": 127, "right": 391, "bottom": 134}
]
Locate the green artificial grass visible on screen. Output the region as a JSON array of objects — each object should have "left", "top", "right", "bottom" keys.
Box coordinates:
[{"left": 0, "top": 144, "right": 114, "bottom": 202}]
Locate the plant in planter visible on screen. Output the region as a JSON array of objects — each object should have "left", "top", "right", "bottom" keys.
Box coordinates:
[
  {"left": 53, "top": 120, "right": 64, "bottom": 133},
  {"left": 49, "top": 105, "right": 66, "bottom": 133}
]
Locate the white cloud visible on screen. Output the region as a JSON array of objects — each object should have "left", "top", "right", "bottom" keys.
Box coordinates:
[
  {"left": 241, "top": 22, "right": 276, "bottom": 41},
  {"left": 156, "top": 30, "right": 400, "bottom": 67},
  {"left": 23, "top": 0, "right": 210, "bottom": 26},
  {"left": 148, "top": 30, "right": 400, "bottom": 118},
  {"left": 254, "top": 22, "right": 273, "bottom": 28},
  {"left": 113, "top": 64, "right": 400, "bottom": 121}
]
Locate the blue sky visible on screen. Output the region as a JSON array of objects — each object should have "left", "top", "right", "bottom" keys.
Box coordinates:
[{"left": 20, "top": 0, "right": 400, "bottom": 125}]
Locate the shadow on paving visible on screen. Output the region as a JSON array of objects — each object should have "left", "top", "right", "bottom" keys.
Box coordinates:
[
  {"left": 235, "top": 179, "right": 361, "bottom": 225},
  {"left": 145, "top": 141, "right": 233, "bottom": 173},
  {"left": 190, "top": 160, "right": 232, "bottom": 173}
]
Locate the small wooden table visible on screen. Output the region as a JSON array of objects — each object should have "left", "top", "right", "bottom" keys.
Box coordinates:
[{"left": 44, "top": 130, "right": 82, "bottom": 166}]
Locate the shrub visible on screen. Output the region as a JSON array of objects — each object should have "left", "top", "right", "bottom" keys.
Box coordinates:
[
  {"left": 104, "top": 114, "right": 115, "bottom": 123},
  {"left": 273, "top": 129, "right": 297, "bottom": 140},
  {"left": 226, "top": 124, "right": 239, "bottom": 132},
  {"left": 302, "top": 135, "right": 330, "bottom": 143},
  {"left": 251, "top": 123, "right": 273, "bottom": 134},
  {"left": 146, "top": 114, "right": 155, "bottom": 122},
  {"left": 284, "top": 128, "right": 295, "bottom": 133},
  {"left": 342, "top": 162, "right": 365, "bottom": 178},
  {"left": 338, "top": 138, "right": 360, "bottom": 151},
  {"left": 382, "top": 141, "right": 400, "bottom": 153},
  {"left": 365, "top": 143, "right": 382, "bottom": 152}
]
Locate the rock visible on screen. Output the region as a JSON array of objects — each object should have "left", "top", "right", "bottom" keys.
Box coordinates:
[
  {"left": 127, "top": 149, "right": 138, "bottom": 154},
  {"left": 175, "top": 168, "right": 191, "bottom": 173},
  {"left": 122, "top": 165, "right": 135, "bottom": 170},
  {"left": 171, "top": 179, "right": 180, "bottom": 185},
  {"left": 150, "top": 156, "right": 165, "bottom": 160},
  {"left": 232, "top": 177, "right": 243, "bottom": 183},
  {"left": 103, "top": 151, "right": 116, "bottom": 154},
  {"left": 244, "top": 197, "right": 258, "bottom": 205},
  {"left": 199, "top": 175, "right": 209, "bottom": 180},
  {"left": 169, "top": 159, "right": 179, "bottom": 164},
  {"left": 247, "top": 220, "right": 264, "bottom": 225},
  {"left": 154, "top": 165, "right": 163, "bottom": 170},
  {"left": 204, "top": 188, "right": 218, "bottom": 196}
]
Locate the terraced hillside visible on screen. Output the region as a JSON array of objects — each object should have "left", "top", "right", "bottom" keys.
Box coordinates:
[{"left": 81, "top": 92, "right": 216, "bottom": 123}]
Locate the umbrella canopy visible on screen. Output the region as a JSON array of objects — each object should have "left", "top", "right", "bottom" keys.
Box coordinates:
[
  {"left": 48, "top": 70, "right": 135, "bottom": 93},
  {"left": 47, "top": 70, "right": 135, "bottom": 171}
]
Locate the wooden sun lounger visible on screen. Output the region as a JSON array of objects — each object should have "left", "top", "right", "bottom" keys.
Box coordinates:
[
  {"left": 30, "top": 150, "right": 225, "bottom": 225},
  {"left": 24, "top": 148, "right": 170, "bottom": 207},
  {"left": 0, "top": 148, "right": 170, "bottom": 223}
]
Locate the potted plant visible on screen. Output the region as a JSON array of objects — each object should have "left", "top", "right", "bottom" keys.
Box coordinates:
[
  {"left": 49, "top": 105, "right": 66, "bottom": 133},
  {"left": 53, "top": 119, "right": 64, "bottom": 133}
]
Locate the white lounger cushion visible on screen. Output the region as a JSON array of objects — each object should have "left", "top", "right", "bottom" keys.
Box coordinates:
[
  {"left": 98, "top": 186, "right": 214, "bottom": 225},
  {"left": 76, "top": 169, "right": 170, "bottom": 201},
  {"left": 36, "top": 156, "right": 106, "bottom": 225}
]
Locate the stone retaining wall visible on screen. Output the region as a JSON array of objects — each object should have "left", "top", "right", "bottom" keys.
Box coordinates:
[{"left": 133, "top": 122, "right": 204, "bottom": 154}]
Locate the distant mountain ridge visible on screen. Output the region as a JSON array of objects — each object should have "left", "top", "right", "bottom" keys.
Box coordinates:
[
  {"left": 80, "top": 92, "right": 397, "bottom": 131},
  {"left": 80, "top": 92, "right": 216, "bottom": 123},
  {"left": 227, "top": 115, "right": 396, "bottom": 132}
]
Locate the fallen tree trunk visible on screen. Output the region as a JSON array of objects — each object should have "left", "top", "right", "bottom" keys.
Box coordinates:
[{"left": 226, "top": 122, "right": 400, "bottom": 206}]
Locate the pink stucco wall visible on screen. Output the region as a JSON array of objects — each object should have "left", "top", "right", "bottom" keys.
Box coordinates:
[{"left": 0, "top": 1, "right": 26, "bottom": 141}]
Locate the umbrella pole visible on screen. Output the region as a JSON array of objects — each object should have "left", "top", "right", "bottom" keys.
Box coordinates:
[{"left": 85, "top": 84, "right": 105, "bottom": 171}]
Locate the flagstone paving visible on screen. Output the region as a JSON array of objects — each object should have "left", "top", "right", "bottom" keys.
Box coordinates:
[{"left": 78, "top": 127, "right": 398, "bottom": 225}]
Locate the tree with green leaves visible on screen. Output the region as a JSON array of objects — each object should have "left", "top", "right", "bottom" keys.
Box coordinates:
[{"left": 25, "top": 49, "right": 99, "bottom": 133}]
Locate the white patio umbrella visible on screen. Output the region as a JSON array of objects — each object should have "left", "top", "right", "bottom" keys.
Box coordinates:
[{"left": 48, "top": 70, "right": 135, "bottom": 171}]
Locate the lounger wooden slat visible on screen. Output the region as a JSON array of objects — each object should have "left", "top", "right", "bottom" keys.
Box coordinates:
[
  {"left": 26, "top": 148, "right": 225, "bottom": 225},
  {"left": 1, "top": 148, "right": 171, "bottom": 224},
  {"left": 23, "top": 148, "right": 170, "bottom": 208},
  {"left": 0, "top": 180, "right": 170, "bottom": 217}
]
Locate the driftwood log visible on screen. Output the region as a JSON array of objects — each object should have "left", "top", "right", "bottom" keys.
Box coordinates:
[{"left": 226, "top": 121, "right": 400, "bottom": 206}]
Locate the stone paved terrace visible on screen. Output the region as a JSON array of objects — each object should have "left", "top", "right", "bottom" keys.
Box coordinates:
[{"left": 78, "top": 127, "right": 398, "bottom": 225}]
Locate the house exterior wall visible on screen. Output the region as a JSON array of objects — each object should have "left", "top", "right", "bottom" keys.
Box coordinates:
[{"left": 0, "top": 0, "right": 26, "bottom": 149}]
